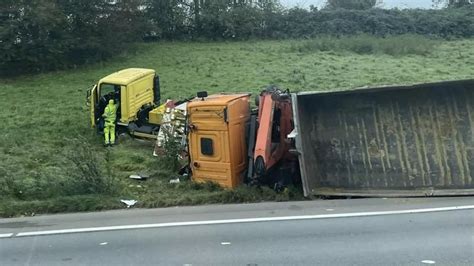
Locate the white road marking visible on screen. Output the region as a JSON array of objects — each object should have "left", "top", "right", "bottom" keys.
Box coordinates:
[
  {"left": 99, "top": 242, "right": 108, "bottom": 245},
  {"left": 13, "top": 205, "right": 474, "bottom": 238},
  {"left": 221, "top": 242, "right": 231, "bottom": 245},
  {"left": 421, "top": 260, "right": 436, "bottom": 264},
  {"left": 325, "top": 209, "right": 334, "bottom": 211},
  {"left": 0, "top": 233, "right": 13, "bottom": 238}
]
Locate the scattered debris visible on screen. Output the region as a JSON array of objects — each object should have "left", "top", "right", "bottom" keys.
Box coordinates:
[
  {"left": 169, "top": 177, "right": 180, "bottom": 184},
  {"left": 120, "top": 199, "right": 138, "bottom": 208},
  {"left": 129, "top": 174, "right": 142, "bottom": 180},
  {"left": 129, "top": 173, "right": 149, "bottom": 180},
  {"left": 154, "top": 102, "right": 188, "bottom": 157}
]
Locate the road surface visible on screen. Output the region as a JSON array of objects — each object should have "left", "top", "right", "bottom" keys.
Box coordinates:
[{"left": 1, "top": 197, "right": 473, "bottom": 265}]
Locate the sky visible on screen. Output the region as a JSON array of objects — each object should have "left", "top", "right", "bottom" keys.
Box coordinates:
[{"left": 280, "top": 0, "right": 435, "bottom": 9}]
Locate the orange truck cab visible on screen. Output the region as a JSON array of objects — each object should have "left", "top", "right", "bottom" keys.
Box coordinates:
[{"left": 187, "top": 93, "right": 251, "bottom": 188}]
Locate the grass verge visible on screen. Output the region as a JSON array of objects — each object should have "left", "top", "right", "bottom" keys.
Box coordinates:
[{"left": 288, "top": 34, "right": 440, "bottom": 56}]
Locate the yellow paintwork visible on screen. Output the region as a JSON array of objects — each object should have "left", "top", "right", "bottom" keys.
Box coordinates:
[
  {"left": 148, "top": 102, "right": 167, "bottom": 125},
  {"left": 92, "top": 68, "right": 156, "bottom": 126},
  {"left": 188, "top": 94, "right": 251, "bottom": 188},
  {"left": 98, "top": 68, "right": 155, "bottom": 86}
]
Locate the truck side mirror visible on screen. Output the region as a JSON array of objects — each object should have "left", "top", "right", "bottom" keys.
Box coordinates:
[
  {"left": 197, "top": 91, "right": 208, "bottom": 100},
  {"left": 153, "top": 75, "right": 161, "bottom": 104}
]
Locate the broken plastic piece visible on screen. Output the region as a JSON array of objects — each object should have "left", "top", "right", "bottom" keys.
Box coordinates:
[
  {"left": 120, "top": 199, "right": 138, "bottom": 208},
  {"left": 169, "top": 178, "right": 180, "bottom": 184},
  {"left": 129, "top": 173, "right": 149, "bottom": 180}
]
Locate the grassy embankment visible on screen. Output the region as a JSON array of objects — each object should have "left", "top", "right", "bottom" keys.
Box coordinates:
[{"left": 1, "top": 35, "right": 473, "bottom": 217}]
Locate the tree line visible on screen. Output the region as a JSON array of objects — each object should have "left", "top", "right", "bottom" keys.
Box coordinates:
[{"left": 1, "top": 0, "right": 473, "bottom": 76}]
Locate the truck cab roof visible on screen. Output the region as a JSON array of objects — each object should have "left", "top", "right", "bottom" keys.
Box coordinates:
[
  {"left": 99, "top": 68, "right": 155, "bottom": 86},
  {"left": 188, "top": 93, "right": 251, "bottom": 107}
]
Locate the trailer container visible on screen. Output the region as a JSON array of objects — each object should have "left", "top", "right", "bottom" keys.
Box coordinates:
[{"left": 292, "top": 79, "right": 474, "bottom": 197}]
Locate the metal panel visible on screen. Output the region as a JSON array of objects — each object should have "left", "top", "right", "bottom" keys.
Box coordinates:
[
  {"left": 294, "top": 79, "right": 474, "bottom": 197},
  {"left": 291, "top": 93, "right": 312, "bottom": 196}
]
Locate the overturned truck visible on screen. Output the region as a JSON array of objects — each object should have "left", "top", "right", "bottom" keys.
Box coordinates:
[{"left": 292, "top": 79, "right": 474, "bottom": 197}]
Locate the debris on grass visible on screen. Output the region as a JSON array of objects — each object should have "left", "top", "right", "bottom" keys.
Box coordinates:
[
  {"left": 169, "top": 177, "right": 180, "bottom": 184},
  {"left": 129, "top": 174, "right": 142, "bottom": 180},
  {"left": 120, "top": 199, "right": 138, "bottom": 208},
  {"left": 129, "top": 173, "right": 149, "bottom": 180}
]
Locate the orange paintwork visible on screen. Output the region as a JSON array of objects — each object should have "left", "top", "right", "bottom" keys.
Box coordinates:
[
  {"left": 254, "top": 91, "right": 293, "bottom": 175},
  {"left": 188, "top": 94, "right": 251, "bottom": 188}
]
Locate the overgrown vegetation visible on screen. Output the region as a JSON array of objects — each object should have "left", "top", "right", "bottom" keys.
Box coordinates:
[
  {"left": 65, "top": 138, "right": 122, "bottom": 196},
  {"left": 0, "top": 138, "right": 121, "bottom": 202},
  {"left": 2, "top": 1, "right": 473, "bottom": 76},
  {"left": 0, "top": 38, "right": 473, "bottom": 217}
]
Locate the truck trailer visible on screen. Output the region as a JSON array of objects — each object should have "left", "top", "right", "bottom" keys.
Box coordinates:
[{"left": 291, "top": 79, "right": 474, "bottom": 197}]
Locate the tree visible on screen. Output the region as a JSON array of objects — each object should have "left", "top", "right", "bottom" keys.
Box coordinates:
[
  {"left": 146, "top": 0, "right": 189, "bottom": 39},
  {"left": 1, "top": 0, "right": 147, "bottom": 76},
  {"left": 1, "top": 0, "right": 68, "bottom": 73},
  {"left": 186, "top": 0, "right": 281, "bottom": 39},
  {"left": 325, "top": 0, "right": 378, "bottom": 10},
  {"left": 433, "top": 0, "right": 473, "bottom": 8}
]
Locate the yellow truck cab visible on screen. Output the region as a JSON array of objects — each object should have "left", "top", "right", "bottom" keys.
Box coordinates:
[
  {"left": 187, "top": 93, "right": 251, "bottom": 188},
  {"left": 87, "top": 68, "right": 161, "bottom": 137}
]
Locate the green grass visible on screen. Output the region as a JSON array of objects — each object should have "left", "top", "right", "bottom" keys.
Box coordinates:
[
  {"left": 1, "top": 37, "right": 473, "bottom": 217},
  {"left": 288, "top": 35, "right": 440, "bottom": 56}
]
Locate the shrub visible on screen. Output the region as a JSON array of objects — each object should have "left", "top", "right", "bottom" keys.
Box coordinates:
[{"left": 65, "top": 139, "right": 121, "bottom": 196}]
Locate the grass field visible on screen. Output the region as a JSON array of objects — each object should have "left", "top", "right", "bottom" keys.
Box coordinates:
[{"left": 1, "top": 36, "right": 473, "bottom": 217}]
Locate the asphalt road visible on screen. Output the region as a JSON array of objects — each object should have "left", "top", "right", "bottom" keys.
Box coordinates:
[{"left": 1, "top": 198, "right": 473, "bottom": 265}]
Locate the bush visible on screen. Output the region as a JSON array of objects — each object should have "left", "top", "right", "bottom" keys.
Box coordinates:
[
  {"left": 65, "top": 139, "right": 122, "bottom": 196},
  {"left": 277, "top": 6, "right": 473, "bottom": 39}
]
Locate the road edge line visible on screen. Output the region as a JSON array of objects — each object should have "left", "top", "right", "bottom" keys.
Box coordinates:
[{"left": 0, "top": 233, "right": 13, "bottom": 238}]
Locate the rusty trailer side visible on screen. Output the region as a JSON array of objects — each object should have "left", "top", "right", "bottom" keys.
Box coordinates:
[{"left": 292, "top": 79, "right": 474, "bottom": 197}]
